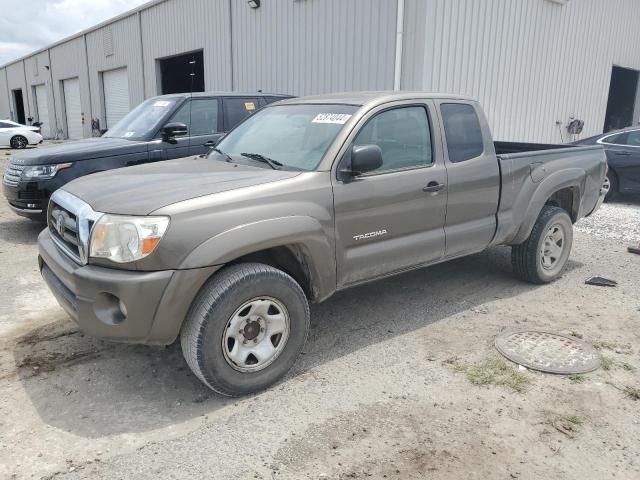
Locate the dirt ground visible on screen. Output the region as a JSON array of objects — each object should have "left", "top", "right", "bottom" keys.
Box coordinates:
[{"left": 0, "top": 146, "right": 639, "bottom": 479}]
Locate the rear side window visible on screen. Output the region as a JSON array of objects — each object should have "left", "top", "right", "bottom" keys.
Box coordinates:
[
  {"left": 168, "top": 98, "right": 219, "bottom": 136},
  {"left": 627, "top": 131, "right": 640, "bottom": 146},
  {"left": 223, "top": 97, "right": 259, "bottom": 130},
  {"left": 353, "top": 106, "right": 433, "bottom": 172},
  {"left": 602, "top": 132, "right": 628, "bottom": 145},
  {"left": 441, "top": 103, "right": 484, "bottom": 162}
]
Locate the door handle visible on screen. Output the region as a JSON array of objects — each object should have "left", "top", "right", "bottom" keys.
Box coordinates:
[
  {"left": 204, "top": 140, "right": 216, "bottom": 147},
  {"left": 423, "top": 182, "right": 445, "bottom": 193},
  {"left": 614, "top": 151, "right": 631, "bottom": 156}
]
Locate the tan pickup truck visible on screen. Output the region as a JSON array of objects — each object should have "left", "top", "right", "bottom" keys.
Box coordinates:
[{"left": 38, "top": 92, "right": 607, "bottom": 395}]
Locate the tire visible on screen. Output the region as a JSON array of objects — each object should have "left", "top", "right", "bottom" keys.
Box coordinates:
[
  {"left": 511, "top": 206, "right": 573, "bottom": 284},
  {"left": 10, "top": 135, "right": 28, "bottom": 149},
  {"left": 180, "top": 262, "right": 310, "bottom": 396},
  {"left": 603, "top": 170, "right": 618, "bottom": 201}
]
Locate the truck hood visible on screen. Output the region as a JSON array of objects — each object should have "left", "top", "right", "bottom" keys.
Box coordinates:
[
  {"left": 13, "top": 137, "right": 148, "bottom": 165},
  {"left": 63, "top": 156, "right": 301, "bottom": 215}
]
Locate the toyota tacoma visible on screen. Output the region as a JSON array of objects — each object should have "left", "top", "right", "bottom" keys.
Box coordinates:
[{"left": 37, "top": 92, "right": 607, "bottom": 396}]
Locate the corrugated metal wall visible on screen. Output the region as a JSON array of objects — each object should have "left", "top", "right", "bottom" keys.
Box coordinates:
[
  {"left": 0, "top": 0, "right": 639, "bottom": 142},
  {"left": 5, "top": 61, "right": 30, "bottom": 120},
  {"left": 402, "top": 0, "right": 640, "bottom": 142},
  {"left": 23, "top": 51, "right": 56, "bottom": 135},
  {"left": 140, "top": 0, "right": 232, "bottom": 95},
  {"left": 49, "top": 37, "right": 92, "bottom": 138},
  {"left": 0, "top": 68, "right": 9, "bottom": 118},
  {"left": 86, "top": 13, "right": 145, "bottom": 130},
  {"left": 231, "top": 0, "right": 397, "bottom": 95}
]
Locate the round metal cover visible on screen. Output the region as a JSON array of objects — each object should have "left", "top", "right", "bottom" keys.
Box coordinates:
[{"left": 495, "top": 331, "right": 600, "bottom": 374}]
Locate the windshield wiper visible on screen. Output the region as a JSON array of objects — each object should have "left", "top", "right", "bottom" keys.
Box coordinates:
[
  {"left": 210, "top": 147, "right": 234, "bottom": 163},
  {"left": 240, "top": 152, "right": 283, "bottom": 170}
]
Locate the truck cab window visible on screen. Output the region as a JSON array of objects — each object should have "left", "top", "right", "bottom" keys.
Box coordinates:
[
  {"left": 441, "top": 103, "right": 484, "bottom": 162},
  {"left": 353, "top": 106, "right": 432, "bottom": 172}
]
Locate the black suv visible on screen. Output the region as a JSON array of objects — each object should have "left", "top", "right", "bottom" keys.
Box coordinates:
[{"left": 2, "top": 92, "right": 292, "bottom": 220}]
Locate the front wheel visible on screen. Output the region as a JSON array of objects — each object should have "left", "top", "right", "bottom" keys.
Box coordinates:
[
  {"left": 180, "top": 263, "right": 310, "bottom": 396},
  {"left": 511, "top": 206, "right": 573, "bottom": 284}
]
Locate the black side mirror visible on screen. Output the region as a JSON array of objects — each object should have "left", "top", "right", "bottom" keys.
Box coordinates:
[
  {"left": 161, "top": 122, "right": 188, "bottom": 143},
  {"left": 339, "top": 144, "right": 383, "bottom": 181}
]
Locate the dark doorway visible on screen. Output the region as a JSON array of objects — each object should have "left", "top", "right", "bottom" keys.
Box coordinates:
[
  {"left": 159, "top": 50, "right": 205, "bottom": 94},
  {"left": 603, "top": 66, "right": 639, "bottom": 132},
  {"left": 12, "top": 89, "right": 26, "bottom": 124}
]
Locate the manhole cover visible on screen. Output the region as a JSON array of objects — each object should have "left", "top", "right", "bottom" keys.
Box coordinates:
[{"left": 495, "top": 331, "right": 600, "bottom": 374}]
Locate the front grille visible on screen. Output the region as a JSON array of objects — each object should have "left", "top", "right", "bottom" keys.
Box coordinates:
[
  {"left": 3, "top": 160, "right": 25, "bottom": 187},
  {"left": 48, "top": 201, "right": 81, "bottom": 261},
  {"left": 47, "top": 189, "right": 103, "bottom": 265}
]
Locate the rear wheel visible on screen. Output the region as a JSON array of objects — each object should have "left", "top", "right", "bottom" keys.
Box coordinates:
[
  {"left": 180, "top": 263, "right": 310, "bottom": 396},
  {"left": 603, "top": 171, "right": 618, "bottom": 201},
  {"left": 511, "top": 206, "right": 573, "bottom": 284},
  {"left": 10, "top": 135, "right": 27, "bottom": 149}
]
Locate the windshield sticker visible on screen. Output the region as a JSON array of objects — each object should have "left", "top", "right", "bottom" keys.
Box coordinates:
[
  {"left": 312, "top": 113, "right": 352, "bottom": 124},
  {"left": 152, "top": 100, "right": 171, "bottom": 108},
  {"left": 123, "top": 131, "right": 135, "bottom": 137},
  {"left": 244, "top": 102, "right": 256, "bottom": 111}
]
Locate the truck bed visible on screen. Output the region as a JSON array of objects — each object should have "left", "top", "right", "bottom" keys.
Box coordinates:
[
  {"left": 491, "top": 142, "right": 606, "bottom": 247},
  {"left": 494, "top": 141, "right": 573, "bottom": 155}
]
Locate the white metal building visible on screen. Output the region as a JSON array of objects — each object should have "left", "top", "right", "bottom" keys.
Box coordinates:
[{"left": 1, "top": 0, "right": 639, "bottom": 143}]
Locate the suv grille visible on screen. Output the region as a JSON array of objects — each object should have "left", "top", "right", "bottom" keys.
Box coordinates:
[{"left": 3, "top": 160, "right": 25, "bottom": 187}]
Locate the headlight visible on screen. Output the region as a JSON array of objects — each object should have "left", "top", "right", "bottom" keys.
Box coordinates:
[
  {"left": 22, "top": 163, "right": 73, "bottom": 179},
  {"left": 89, "top": 215, "right": 170, "bottom": 263}
]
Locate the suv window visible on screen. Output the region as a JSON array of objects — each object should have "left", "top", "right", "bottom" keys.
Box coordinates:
[
  {"left": 353, "top": 106, "right": 432, "bottom": 172},
  {"left": 223, "top": 97, "right": 259, "bottom": 130},
  {"left": 168, "top": 98, "right": 219, "bottom": 136},
  {"left": 441, "top": 103, "right": 484, "bottom": 162}
]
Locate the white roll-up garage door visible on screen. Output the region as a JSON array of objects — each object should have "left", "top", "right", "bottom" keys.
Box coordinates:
[
  {"left": 34, "top": 84, "right": 51, "bottom": 138},
  {"left": 103, "top": 68, "right": 130, "bottom": 129},
  {"left": 63, "top": 78, "right": 83, "bottom": 140}
]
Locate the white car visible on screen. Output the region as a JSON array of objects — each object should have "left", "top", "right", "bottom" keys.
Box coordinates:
[{"left": 0, "top": 120, "right": 43, "bottom": 149}]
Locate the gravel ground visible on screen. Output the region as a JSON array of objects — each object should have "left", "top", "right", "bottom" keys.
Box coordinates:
[
  {"left": 575, "top": 198, "right": 640, "bottom": 243},
  {"left": 0, "top": 147, "right": 639, "bottom": 480}
]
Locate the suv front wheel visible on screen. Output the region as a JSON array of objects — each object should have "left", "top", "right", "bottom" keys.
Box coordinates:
[{"left": 180, "top": 263, "right": 310, "bottom": 396}]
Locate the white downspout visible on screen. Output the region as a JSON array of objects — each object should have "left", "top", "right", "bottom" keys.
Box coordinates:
[{"left": 393, "top": 0, "right": 405, "bottom": 91}]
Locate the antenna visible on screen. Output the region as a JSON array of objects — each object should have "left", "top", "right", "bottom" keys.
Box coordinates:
[{"left": 188, "top": 56, "right": 196, "bottom": 148}]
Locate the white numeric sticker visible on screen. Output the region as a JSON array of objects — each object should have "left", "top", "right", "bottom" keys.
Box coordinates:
[{"left": 312, "top": 113, "right": 352, "bottom": 124}]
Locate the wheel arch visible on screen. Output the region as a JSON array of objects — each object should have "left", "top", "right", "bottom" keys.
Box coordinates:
[
  {"left": 507, "top": 168, "right": 584, "bottom": 245},
  {"left": 179, "top": 216, "right": 336, "bottom": 303}
]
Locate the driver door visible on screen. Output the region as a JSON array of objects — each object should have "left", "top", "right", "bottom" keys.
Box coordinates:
[{"left": 333, "top": 101, "right": 448, "bottom": 287}]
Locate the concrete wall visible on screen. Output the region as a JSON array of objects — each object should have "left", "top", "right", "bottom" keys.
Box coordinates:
[{"left": 1, "top": 0, "right": 640, "bottom": 142}]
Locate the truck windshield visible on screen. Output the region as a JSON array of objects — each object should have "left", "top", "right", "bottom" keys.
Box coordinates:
[
  {"left": 103, "top": 97, "right": 180, "bottom": 140},
  {"left": 214, "top": 104, "right": 359, "bottom": 171}
]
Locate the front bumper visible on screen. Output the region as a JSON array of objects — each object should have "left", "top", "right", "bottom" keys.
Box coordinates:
[
  {"left": 38, "top": 229, "right": 220, "bottom": 344},
  {"left": 3, "top": 180, "right": 49, "bottom": 219}
]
